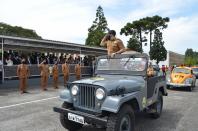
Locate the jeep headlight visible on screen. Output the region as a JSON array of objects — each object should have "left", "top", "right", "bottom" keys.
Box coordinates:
[
  {"left": 96, "top": 88, "right": 105, "bottom": 100},
  {"left": 185, "top": 78, "right": 192, "bottom": 84},
  {"left": 71, "top": 85, "right": 78, "bottom": 96}
]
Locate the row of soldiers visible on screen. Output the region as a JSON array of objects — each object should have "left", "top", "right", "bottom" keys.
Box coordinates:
[{"left": 17, "top": 58, "right": 81, "bottom": 94}]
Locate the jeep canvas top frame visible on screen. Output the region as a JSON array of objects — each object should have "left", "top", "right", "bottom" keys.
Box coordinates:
[{"left": 95, "top": 53, "right": 149, "bottom": 76}]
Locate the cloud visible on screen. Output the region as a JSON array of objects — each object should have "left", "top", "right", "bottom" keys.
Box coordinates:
[
  {"left": 0, "top": 0, "right": 96, "bottom": 43},
  {"left": 0, "top": 0, "right": 197, "bottom": 54},
  {"left": 164, "top": 16, "right": 198, "bottom": 54}
]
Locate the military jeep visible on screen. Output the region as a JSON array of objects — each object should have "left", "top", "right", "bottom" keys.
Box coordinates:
[{"left": 53, "top": 52, "right": 168, "bottom": 131}]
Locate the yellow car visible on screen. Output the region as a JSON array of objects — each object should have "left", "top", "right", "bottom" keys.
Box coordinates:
[{"left": 167, "top": 67, "right": 196, "bottom": 91}]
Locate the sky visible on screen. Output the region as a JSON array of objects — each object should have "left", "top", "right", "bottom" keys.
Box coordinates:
[{"left": 0, "top": 0, "right": 198, "bottom": 54}]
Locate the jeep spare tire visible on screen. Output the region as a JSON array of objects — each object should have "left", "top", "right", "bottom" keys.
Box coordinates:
[{"left": 106, "top": 105, "right": 135, "bottom": 131}]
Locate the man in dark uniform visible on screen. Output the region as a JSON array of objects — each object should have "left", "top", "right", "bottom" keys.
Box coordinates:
[
  {"left": 52, "top": 62, "right": 59, "bottom": 89},
  {"left": 38, "top": 59, "right": 49, "bottom": 91},
  {"left": 75, "top": 63, "right": 81, "bottom": 80},
  {"left": 17, "top": 58, "right": 30, "bottom": 94},
  {"left": 62, "top": 59, "right": 70, "bottom": 86}
]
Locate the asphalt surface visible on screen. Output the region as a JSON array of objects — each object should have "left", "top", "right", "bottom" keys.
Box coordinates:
[{"left": 0, "top": 78, "right": 198, "bottom": 131}]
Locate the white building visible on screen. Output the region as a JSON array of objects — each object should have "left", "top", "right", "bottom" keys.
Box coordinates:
[{"left": 151, "top": 51, "right": 185, "bottom": 67}]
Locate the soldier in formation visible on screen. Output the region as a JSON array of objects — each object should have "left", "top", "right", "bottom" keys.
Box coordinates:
[{"left": 17, "top": 58, "right": 30, "bottom": 94}]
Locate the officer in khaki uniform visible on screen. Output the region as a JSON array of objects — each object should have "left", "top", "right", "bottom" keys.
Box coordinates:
[
  {"left": 62, "top": 60, "right": 70, "bottom": 86},
  {"left": 147, "top": 63, "right": 154, "bottom": 77},
  {"left": 75, "top": 63, "right": 81, "bottom": 80},
  {"left": 38, "top": 59, "right": 49, "bottom": 91},
  {"left": 52, "top": 62, "right": 59, "bottom": 89},
  {"left": 17, "top": 58, "right": 30, "bottom": 94},
  {"left": 100, "top": 30, "right": 125, "bottom": 57}
]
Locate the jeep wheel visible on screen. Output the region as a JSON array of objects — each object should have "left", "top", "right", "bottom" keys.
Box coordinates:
[
  {"left": 60, "top": 102, "right": 83, "bottom": 131},
  {"left": 106, "top": 105, "right": 135, "bottom": 131},
  {"left": 150, "top": 91, "right": 163, "bottom": 119}
]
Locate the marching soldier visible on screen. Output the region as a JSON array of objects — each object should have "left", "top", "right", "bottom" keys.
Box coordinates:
[
  {"left": 62, "top": 59, "right": 70, "bottom": 86},
  {"left": 38, "top": 59, "right": 49, "bottom": 91},
  {"left": 52, "top": 62, "right": 59, "bottom": 89},
  {"left": 100, "top": 30, "right": 125, "bottom": 57},
  {"left": 75, "top": 63, "right": 81, "bottom": 80},
  {"left": 17, "top": 58, "right": 30, "bottom": 94}
]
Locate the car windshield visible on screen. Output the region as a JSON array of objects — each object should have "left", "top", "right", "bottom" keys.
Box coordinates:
[
  {"left": 173, "top": 68, "right": 191, "bottom": 74},
  {"left": 192, "top": 68, "right": 198, "bottom": 73},
  {"left": 97, "top": 57, "right": 147, "bottom": 72}
]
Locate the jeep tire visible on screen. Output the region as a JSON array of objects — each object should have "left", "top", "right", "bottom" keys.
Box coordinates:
[
  {"left": 150, "top": 91, "right": 163, "bottom": 119},
  {"left": 106, "top": 105, "right": 135, "bottom": 131},
  {"left": 60, "top": 102, "right": 83, "bottom": 131}
]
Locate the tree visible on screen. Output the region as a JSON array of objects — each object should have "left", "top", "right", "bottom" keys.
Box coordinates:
[
  {"left": 120, "top": 15, "right": 169, "bottom": 53},
  {"left": 120, "top": 20, "right": 147, "bottom": 52},
  {"left": 149, "top": 29, "right": 167, "bottom": 64},
  {"left": 85, "top": 6, "right": 108, "bottom": 47},
  {"left": 184, "top": 49, "right": 198, "bottom": 66},
  {"left": 127, "top": 34, "right": 142, "bottom": 52},
  {"left": 0, "top": 22, "right": 42, "bottom": 39},
  {"left": 185, "top": 48, "right": 194, "bottom": 57},
  {"left": 143, "top": 16, "right": 169, "bottom": 50}
]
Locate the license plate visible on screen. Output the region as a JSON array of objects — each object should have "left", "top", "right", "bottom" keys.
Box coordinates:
[{"left": 68, "top": 113, "right": 85, "bottom": 124}]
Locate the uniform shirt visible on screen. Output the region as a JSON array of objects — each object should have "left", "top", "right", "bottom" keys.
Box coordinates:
[
  {"left": 102, "top": 38, "right": 125, "bottom": 55},
  {"left": 38, "top": 64, "right": 49, "bottom": 77},
  {"left": 75, "top": 64, "right": 81, "bottom": 76},
  {"left": 52, "top": 65, "right": 59, "bottom": 77},
  {"left": 62, "top": 63, "right": 69, "bottom": 75},
  {"left": 17, "top": 64, "right": 29, "bottom": 78}
]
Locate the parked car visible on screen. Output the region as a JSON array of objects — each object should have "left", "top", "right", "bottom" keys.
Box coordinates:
[
  {"left": 53, "top": 52, "right": 167, "bottom": 131},
  {"left": 167, "top": 67, "right": 196, "bottom": 91}
]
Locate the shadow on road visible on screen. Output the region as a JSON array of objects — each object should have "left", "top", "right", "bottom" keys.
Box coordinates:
[
  {"left": 79, "top": 108, "right": 183, "bottom": 131},
  {"left": 167, "top": 86, "right": 198, "bottom": 92}
]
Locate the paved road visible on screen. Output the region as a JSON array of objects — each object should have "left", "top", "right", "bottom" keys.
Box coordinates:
[{"left": 0, "top": 80, "right": 198, "bottom": 131}]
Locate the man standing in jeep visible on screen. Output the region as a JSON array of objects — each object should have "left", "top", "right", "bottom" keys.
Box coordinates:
[{"left": 100, "top": 30, "right": 125, "bottom": 57}]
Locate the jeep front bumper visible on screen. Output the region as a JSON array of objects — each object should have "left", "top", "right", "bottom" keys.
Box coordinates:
[
  {"left": 167, "top": 82, "right": 191, "bottom": 87},
  {"left": 53, "top": 107, "right": 107, "bottom": 126}
]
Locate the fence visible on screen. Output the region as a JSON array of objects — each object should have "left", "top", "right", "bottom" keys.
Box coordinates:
[{"left": 3, "top": 64, "right": 93, "bottom": 79}]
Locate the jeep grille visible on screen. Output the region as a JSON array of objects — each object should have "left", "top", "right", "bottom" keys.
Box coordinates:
[{"left": 77, "top": 84, "right": 96, "bottom": 109}]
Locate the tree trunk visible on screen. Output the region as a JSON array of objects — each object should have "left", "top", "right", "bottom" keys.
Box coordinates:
[
  {"left": 149, "top": 30, "right": 152, "bottom": 54},
  {"left": 139, "top": 29, "right": 143, "bottom": 53}
]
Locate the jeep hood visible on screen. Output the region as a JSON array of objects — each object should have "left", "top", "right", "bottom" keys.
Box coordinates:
[{"left": 73, "top": 75, "right": 145, "bottom": 93}]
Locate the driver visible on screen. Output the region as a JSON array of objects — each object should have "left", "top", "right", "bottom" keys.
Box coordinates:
[
  {"left": 147, "top": 63, "right": 154, "bottom": 77},
  {"left": 100, "top": 30, "right": 125, "bottom": 57}
]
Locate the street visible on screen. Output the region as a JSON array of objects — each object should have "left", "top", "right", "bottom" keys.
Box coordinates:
[{"left": 0, "top": 80, "right": 198, "bottom": 131}]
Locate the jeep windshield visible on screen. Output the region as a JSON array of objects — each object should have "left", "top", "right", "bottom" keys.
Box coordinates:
[{"left": 96, "top": 57, "right": 147, "bottom": 73}]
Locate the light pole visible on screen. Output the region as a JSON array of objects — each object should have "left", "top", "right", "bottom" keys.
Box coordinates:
[{"left": 1, "top": 37, "right": 4, "bottom": 83}]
